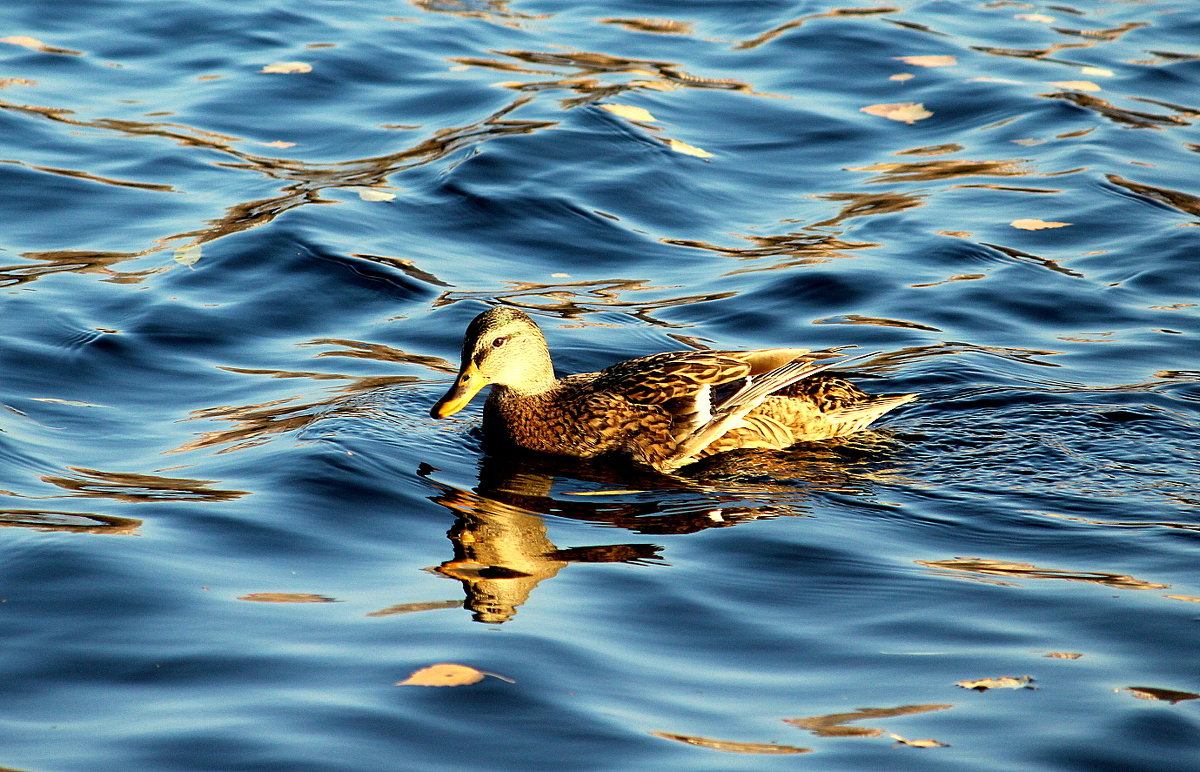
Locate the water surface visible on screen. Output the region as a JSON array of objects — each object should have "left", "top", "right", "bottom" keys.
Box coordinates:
[{"left": 2, "top": 0, "right": 1199, "bottom": 769}]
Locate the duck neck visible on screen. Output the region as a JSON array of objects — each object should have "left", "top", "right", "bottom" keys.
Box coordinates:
[{"left": 499, "top": 347, "right": 557, "bottom": 397}]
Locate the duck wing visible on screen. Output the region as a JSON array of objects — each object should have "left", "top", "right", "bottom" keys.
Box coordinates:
[
  {"left": 590, "top": 350, "right": 773, "bottom": 404},
  {"left": 655, "top": 352, "right": 866, "bottom": 472}
]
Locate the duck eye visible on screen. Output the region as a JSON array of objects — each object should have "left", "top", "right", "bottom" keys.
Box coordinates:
[{"left": 491, "top": 336, "right": 508, "bottom": 348}]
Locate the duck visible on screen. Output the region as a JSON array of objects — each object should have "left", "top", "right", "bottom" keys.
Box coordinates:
[{"left": 431, "top": 306, "right": 915, "bottom": 473}]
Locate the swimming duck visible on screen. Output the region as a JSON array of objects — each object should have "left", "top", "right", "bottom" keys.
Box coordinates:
[{"left": 431, "top": 306, "right": 914, "bottom": 473}]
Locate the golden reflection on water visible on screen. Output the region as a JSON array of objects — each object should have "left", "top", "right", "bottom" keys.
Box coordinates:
[
  {"left": 0, "top": 509, "right": 141, "bottom": 534},
  {"left": 171, "top": 341, "right": 446, "bottom": 455},
  {"left": 918, "top": 557, "right": 1169, "bottom": 591},
  {"left": 649, "top": 731, "right": 810, "bottom": 755},
  {"left": 663, "top": 233, "right": 877, "bottom": 277},
  {"left": 1043, "top": 91, "right": 1192, "bottom": 129},
  {"left": 1124, "top": 686, "right": 1200, "bottom": 705},
  {"left": 0, "top": 94, "right": 556, "bottom": 285},
  {"left": 847, "top": 158, "right": 1031, "bottom": 184},
  {"left": 599, "top": 17, "right": 694, "bottom": 36},
  {"left": 1106, "top": 174, "right": 1200, "bottom": 221},
  {"left": 732, "top": 5, "right": 897, "bottom": 51},
  {"left": 410, "top": 431, "right": 911, "bottom": 622},
  {"left": 409, "top": 0, "right": 548, "bottom": 28},
  {"left": 39, "top": 466, "right": 245, "bottom": 502},
  {"left": 435, "top": 278, "right": 734, "bottom": 326}
]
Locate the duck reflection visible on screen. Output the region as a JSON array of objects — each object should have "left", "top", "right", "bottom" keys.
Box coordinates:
[{"left": 417, "top": 431, "right": 904, "bottom": 623}]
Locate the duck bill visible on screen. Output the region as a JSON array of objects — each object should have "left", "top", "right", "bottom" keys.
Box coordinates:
[{"left": 430, "top": 363, "right": 487, "bottom": 418}]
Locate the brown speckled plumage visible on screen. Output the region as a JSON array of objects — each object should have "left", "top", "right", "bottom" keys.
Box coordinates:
[{"left": 431, "top": 307, "right": 915, "bottom": 473}]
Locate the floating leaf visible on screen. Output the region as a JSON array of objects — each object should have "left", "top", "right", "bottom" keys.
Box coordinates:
[
  {"left": 890, "top": 734, "right": 949, "bottom": 748},
  {"left": 260, "top": 61, "right": 312, "bottom": 74},
  {"left": 397, "top": 663, "right": 514, "bottom": 687},
  {"left": 1015, "top": 13, "right": 1056, "bottom": 23},
  {"left": 601, "top": 103, "right": 657, "bottom": 122},
  {"left": 650, "top": 732, "right": 809, "bottom": 755},
  {"left": 1049, "top": 80, "right": 1101, "bottom": 92},
  {"left": 174, "top": 244, "right": 202, "bottom": 267},
  {"left": 1164, "top": 593, "right": 1200, "bottom": 601},
  {"left": 1044, "top": 651, "right": 1083, "bottom": 659},
  {"left": 956, "top": 675, "right": 1036, "bottom": 692},
  {"left": 1011, "top": 218, "right": 1072, "bottom": 230},
  {"left": 1124, "top": 686, "right": 1200, "bottom": 704},
  {"left": 861, "top": 102, "right": 932, "bottom": 124},
  {"left": 894, "top": 55, "right": 956, "bottom": 68},
  {"left": 2, "top": 35, "right": 44, "bottom": 49},
  {"left": 665, "top": 138, "right": 713, "bottom": 158},
  {"left": 785, "top": 704, "right": 953, "bottom": 737},
  {"left": 238, "top": 592, "right": 338, "bottom": 603}
]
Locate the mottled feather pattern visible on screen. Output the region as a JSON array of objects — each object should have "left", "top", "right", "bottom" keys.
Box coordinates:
[
  {"left": 434, "top": 307, "right": 914, "bottom": 473},
  {"left": 591, "top": 352, "right": 753, "bottom": 404}
]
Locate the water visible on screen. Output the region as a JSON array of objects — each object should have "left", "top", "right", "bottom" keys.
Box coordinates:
[{"left": 2, "top": 0, "right": 1199, "bottom": 769}]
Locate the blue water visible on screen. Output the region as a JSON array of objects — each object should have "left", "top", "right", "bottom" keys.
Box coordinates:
[{"left": 2, "top": 0, "right": 1199, "bottom": 769}]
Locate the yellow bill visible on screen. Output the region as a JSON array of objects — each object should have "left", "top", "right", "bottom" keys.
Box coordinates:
[{"left": 430, "top": 362, "right": 487, "bottom": 418}]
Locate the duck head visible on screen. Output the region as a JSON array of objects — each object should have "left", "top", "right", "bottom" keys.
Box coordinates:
[{"left": 431, "top": 306, "right": 556, "bottom": 418}]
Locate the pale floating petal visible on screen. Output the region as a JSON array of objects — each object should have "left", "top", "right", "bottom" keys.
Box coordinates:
[
  {"left": 894, "top": 55, "right": 956, "bottom": 67},
  {"left": 551, "top": 272, "right": 571, "bottom": 278},
  {"left": 32, "top": 397, "right": 108, "bottom": 407},
  {"left": 397, "top": 663, "right": 515, "bottom": 687},
  {"left": 956, "top": 675, "right": 1036, "bottom": 691},
  {"left": 1, "top": 35, "right": 46, "bottom": 50},
  {"left": 601, "top": 103, "right": 657, "bottom": 122},
  {"left": 861, "top": 102, "right": 932, "bottom": 124},
  {"left": 890, "top": 73, "right": 915, "bottom": 82},
  {"left": 174, "top": 244, "right": 202, "bottom": 266},
  {"left": 890, "top": 734, "right": 949, "bottom": 748},
  {"left": 259, "top": 140, "right": 296, "bottom": 148},
  {"left": 1011, "top": 218, "right": 1072, "bottom": 230},
  {"left": 665, "top": 138, "right": 714, "bottom": 158},
  {"left": 650, "top": 732, "right": 810, "bottom": 754},
  {"left": 353, "top": 187, "right": 397, "bottom": 202},
  {"left": 1044, "top": 651, "right": 1083, "bottom": 659},
  {"left": 1049, "top": 80, "right": 1101, "bottom": 91},
  {"left": 1081, "top": 66, "right": 1115, "bottom": 77},
  {"left": 1012, "top": 138, "right": 1044, "bottom": 146},
  {"left": 0, "top": 35, "right": 81, "bottom": 55},
  {"left": 1015, "top": 13, "right": 1056, "bottom": 23},
  {"left": 260, "top": 61, "right": 313, "bottom": 74}
]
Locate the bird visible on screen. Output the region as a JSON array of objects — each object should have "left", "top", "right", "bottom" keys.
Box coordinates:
[{"left": 430, "top": 306, "right": 914, "bottom": 473}]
